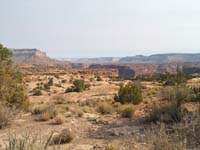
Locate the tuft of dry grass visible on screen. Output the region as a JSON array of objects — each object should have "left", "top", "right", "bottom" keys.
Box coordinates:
[
  {"left": 82, "top": 106, "right": 93, "bottom": 113},
  {"left": 52, "top": 114, "right": 65, "bottom": 125},
  {"left": 50, "top": 129, "right": 74, "bottom": 145},
  {"left": 36, "top": 112, "right": 51, "bottom": 121},
  {"left": 120, "top": 104, "right": 135, "bottom": 118},
  {"left": 33, "top": 105, "right": 58, "bottom": 122},
  {"left": 97, "top": 102, "right": 113, "bottom": 115},
  {"left": 54, "top": 96, "right": 66, "bottom": 104}
]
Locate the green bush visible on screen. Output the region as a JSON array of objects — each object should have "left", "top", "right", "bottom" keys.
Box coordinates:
[
  {"left": 147, "top": 104, "right": 183, "bottom": 123},
  {"left": 65, "top": 79, "right": 90, "bottom": 93},
  {"left": 0, "top": 44, "right": 29, "bottom": 110},
  {"left": 32, "top": 87, "right": 42, "bottom": 96},
  {"left": 47, "top": 78, "right": 53, "bottom": 86},
  {"left": 32, "top": 105, "right": 58, "bottom": 122},
  {"left": 163, "top": 72, "right": 187, "bottom": 86},
  {"left": 114, "top": 82, "right": 143, "bottom": 105},
  {"left": 191, "top": 87, "right": 200, "bottom": 102},
  {"left": 147, "top": 86, "right": 190, "bottom": 123},
  {"left": 161, "top": 86, "right": 190, "bottom": 107},
  {"left": 96, "top": 76, "right": 103, "bottom": 81}
]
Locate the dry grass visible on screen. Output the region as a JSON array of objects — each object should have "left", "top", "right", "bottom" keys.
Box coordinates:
[
  {"left": 0, "top": 105, "right": 13, "bottom": 129},
  {"left": 97, "top": 102, "right": 113, "bottom": 114},
  {"left": 33, "top": 105, "right": 58, "bottom": 122},
  {"left": 120, "top": 104, "right": 135, "bottom": 118},
  {"left": 54, "top": 96, "right": 66, "bottom": 104},
  {"left": 50, "top": 129, "right": 74, "bottom": 145},
  {"left": 52, "top": 114, "right": 65, "bottom": 125},
  {"left": 5, "top": 132, "right": 63, "bottom": 150}
]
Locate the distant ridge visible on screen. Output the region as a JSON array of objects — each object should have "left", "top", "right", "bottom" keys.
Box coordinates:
[{"left": 63, "top": 53, "right": 200, "bottom": 63}]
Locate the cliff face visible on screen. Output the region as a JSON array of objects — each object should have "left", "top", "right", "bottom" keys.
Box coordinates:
[
  {"left": 10, "top": 49, "right": 69, "bottom": 66},
  {"left": 89, "top": 63, "right": 181, "bottom": 78},
  {"left": 120, "top": 53, "right": 200, "bottom": 63},
  {"left": 11, "top": 49, "right": 45, "bottom": 59}
]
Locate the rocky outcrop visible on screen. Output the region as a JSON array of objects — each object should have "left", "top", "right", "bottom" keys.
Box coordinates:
[
  {"left": 11, "top": 49, "right": 47, "bottom": 63},
  {"left": 89, "top": 63, "right": 182, "bottom": 78},
  {"left": 10, "top": 49, "right": 69, "bottom": 66}
]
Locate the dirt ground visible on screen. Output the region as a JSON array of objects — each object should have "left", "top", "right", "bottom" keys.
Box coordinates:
[{"left": 0, "top": 67, "right": 199, "bottom": 150}]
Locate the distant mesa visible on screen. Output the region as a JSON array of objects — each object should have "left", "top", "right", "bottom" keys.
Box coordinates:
[
  {"left": 9, "top": 49, "right": 200, "bottom": 77},
  {"left": 67, "top": 53, "right": 200, "bottom": 64},
  {"left": 10, "top": 48, "right": 69, "bottom": 66}
]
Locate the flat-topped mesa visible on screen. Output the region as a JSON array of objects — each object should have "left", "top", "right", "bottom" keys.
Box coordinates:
[
  {"left": 11, "top": 49, "right": 47, "bottom": 58},
  {"left": 10, "top": 48, "right": 70, "bottom": 66},
  {"left": 9, "top": 48, "right": 59, "bottom": 65}
]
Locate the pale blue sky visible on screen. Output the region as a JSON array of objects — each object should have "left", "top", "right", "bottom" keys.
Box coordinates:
[{"left": 1, "top": 0, "right": 200, "bottom": 58}]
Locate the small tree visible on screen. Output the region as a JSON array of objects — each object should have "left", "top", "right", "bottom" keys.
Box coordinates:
[
  {"left": 0, "top": 44, "right": 28, "bottom": 110},
  {"left": 114, "top": 82, "right": 143, "bottom": 105},
  {"left": 73, "top": 80, "right": 86, "bottom": 92},
  {"left": 65, "top": 79, "right": 90, "bottom": 93}
]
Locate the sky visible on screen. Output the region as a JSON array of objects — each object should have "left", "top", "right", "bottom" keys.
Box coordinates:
[{"left": 1, "top": 0, "right": 200, "bottom": 58}]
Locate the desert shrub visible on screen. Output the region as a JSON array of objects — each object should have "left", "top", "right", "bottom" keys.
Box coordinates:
[
  {"left": 104, "top": 144, "right": 116, "bottom": 150},
  {"left": 161, "top": 86, "right": 190, "bottom": 107},
  {"left": 37, "top": 112, "right": 51, "bottom": 121},
  {"left": 32, "top": 87, "right": 42, "bottom": 96},
  {"left": 54, "top": 83, "right": 62, "bottom": 87},
  {"left": 97, "top": 102, "right": 113, "bottom": 114},
  {"left": 82, "top": 106, "right": 93, "bottom": 113},
  {"left": 61, "top": 79, "right": 67, "bottom": 83},
  {"left": 137, "top": 72, "right": 190, "bottom": 85},
  {"left": 96, "top": 76, "right": 103, "bottom": 81},
  {"left": 0, "top": 44, "right": 29, "bottom": 110},
  {"left": 114, "top": 82, "right": 143, "bottom": 105},
  {"left": 141, "top": 124, "right": 184, "bottom": 150},
  {"left": 54, "top": 75, "right": 59, "bottom": 79},
  {"left": 65, "top": 79, "right": 90, "bottom": 93},
  {"left": 43, "top": 83, "right": 50, "bottom": 91},
  {"left": 50, "top": 129, "right": 74, "bottom": 145},
  {"left": 32, "top": 105, "right": 57, "bottom": 121},
  {"left": 32, "top": 106, "right": 46, "bottom": 115},
  {"left": 47, "top": 78, "right": 53, "bottom": 86},
  {"left": 141, "top": 113, "right": 200, "bottom": 150},
  {"left": 147, "top": 86, "right": 190, "bottom": 123},
  {"left": 163, "top": 72, "right": 187, "bottom": 86},
  {"left": 53, "top": 114, "right": 65, "bottom": 125},
  {"left": 120, "top": 105, "right": 135, "bottom": 118},
  {"left": 147, "top": 103, "right": 183, "bottom": 123},
  {"left": 191, "top": 87, "right": 200, "bottom": 102},
  {"left": 0, "top": 105, "right": 13, "bottom": 129},
  {"left": 79, "top": 99, "right": 97, "bottom": 107},
  {"left": 77, "top": 110, "right": 83, "bottom": 117},
  {"left": 54, "top": 96, "right": 66, "bottom": 104}
]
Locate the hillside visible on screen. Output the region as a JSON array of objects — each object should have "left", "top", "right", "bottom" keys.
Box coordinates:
[{"left": 66, "top": 53, "right": 200, "bottom": 63}]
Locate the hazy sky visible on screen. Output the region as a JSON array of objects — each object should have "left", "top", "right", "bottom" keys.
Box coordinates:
[{"left": 1, "top": 0, "right": 200, "bottom": 58}]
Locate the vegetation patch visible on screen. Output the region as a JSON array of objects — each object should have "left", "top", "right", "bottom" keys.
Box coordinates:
[
  {"left": 114, "top": 82, "right": 143, "bottom": 105},
  {"left": 0, "top": 105, "right": 13, "bottom": 129},
  {"left": 65, "top": 79, "right": 90, "bottom": 93},
  {"left": 97, "top": 102, "right": 113, "bottom": 114},
  {"left": 50, "top": 129, "right": 74, "bottom": 145},
  {"left": 120, "top": 104, "right": 135, "bottom": 118}
]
